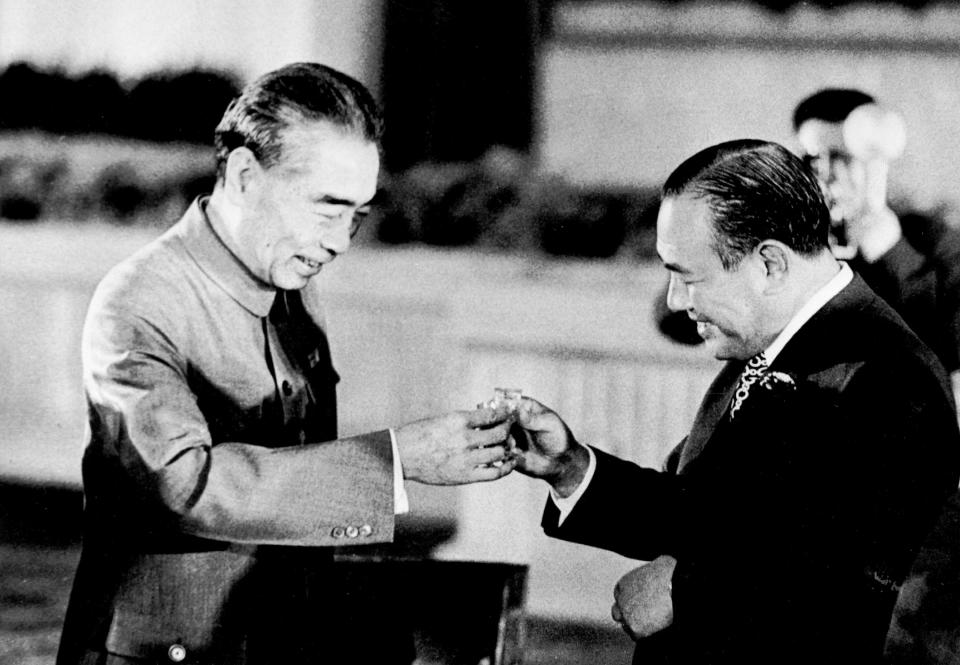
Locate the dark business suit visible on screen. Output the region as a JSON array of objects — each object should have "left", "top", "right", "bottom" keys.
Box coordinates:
[
  {"left": 57, "top": 201, "right": 413, "bottom": 665},
  {"left": 546, "top": 275, "right": 960, "bottom": 664},
  {"left": 885, "top": 486, "right": 960, "bottom": 664}
]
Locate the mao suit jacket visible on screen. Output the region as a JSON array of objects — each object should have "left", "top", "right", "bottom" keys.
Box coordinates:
[
  {"left": 545, "top": 274, "right": 960, "bottom": 665},
  {"left": 57, "top": 201, "right": 411, "bottom": 665}
]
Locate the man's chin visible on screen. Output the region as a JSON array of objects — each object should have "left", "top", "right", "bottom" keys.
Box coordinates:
[
  {"left": 701, "top": 335, "right": 740, "bottom": 361},
  {"left": 272, "top": 275, "right": 310, "bottom": 291},
  {"left": 273, "top": 266, "right": 322, "bottom": 290},
  {"left": 705, "top": 341, "right": 730, "bottom": 360}
]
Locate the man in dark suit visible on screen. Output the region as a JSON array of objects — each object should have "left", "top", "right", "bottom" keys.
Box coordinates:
[
  {"left": 56, "top": 62, "right": 517, "bottom": 665},
  {"left": 514, "top": 140, "right": 960, "bottom": 664},
  {"left": 656, "top": 89, "right": 960, "bottom": 415}
]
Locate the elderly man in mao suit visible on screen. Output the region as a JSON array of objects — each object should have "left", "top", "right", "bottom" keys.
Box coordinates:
[
  {"left": 512, "top": 140, "right": 960, "bottom": 664},
  {"left": 56, "top": 63, "right": 518, "bottom": 665}
]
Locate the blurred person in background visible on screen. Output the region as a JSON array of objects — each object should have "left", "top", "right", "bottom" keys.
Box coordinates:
[
  {"left": 794, "top": 90, "right": 960, "bottom": 664},
  {"left": 655, "top": 88, "right": 960, "bottom": 414},
  {"left": 513, "top": 140, "right": 960, "bottom": 664},
  {"left": 56, "top": 62, "right": 517, "bottom": 665}
]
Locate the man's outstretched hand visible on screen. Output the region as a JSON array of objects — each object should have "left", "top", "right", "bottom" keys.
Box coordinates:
[
  {"left": 511, "top": 397, "right": 590, "bottom": 498},
  {"left": 394, "top": 407, "right": 517, "bottom": 485}
]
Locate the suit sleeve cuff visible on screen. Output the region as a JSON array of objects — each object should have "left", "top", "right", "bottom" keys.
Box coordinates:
[
  {"left": 389, "top": 429, "right": 409, "bottom": 515},
  {"left": 549, "top": 445, "right": 597, "bottom": 525}
]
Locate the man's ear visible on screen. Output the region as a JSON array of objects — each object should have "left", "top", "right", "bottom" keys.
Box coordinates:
[
  {"left": 223, "top": 147, "right": 260, "bottom": 203},
  {"left": 756, "top": 241, "right": 790, "bottom": 293}
]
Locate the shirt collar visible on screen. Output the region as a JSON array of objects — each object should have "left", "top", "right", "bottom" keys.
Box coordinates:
[
  {"left": 180, "top": 197, "right": 277, "bottom": 318},
  {"left": 763, "top": 261, "right": 853, "bottom": 364}
]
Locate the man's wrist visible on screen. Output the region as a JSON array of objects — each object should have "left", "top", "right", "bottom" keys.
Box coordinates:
[{"left": 549, "top": 443, "right": 591, "bottom": 498}]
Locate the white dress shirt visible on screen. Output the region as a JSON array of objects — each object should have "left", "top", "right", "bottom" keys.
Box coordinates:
[{"left": 390, "top": 430, "right": 410, "bottom": 514}]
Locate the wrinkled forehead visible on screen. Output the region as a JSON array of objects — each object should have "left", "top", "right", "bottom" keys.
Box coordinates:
[{"left": 796, "top": 118, "right": 847, "bottom": 158}]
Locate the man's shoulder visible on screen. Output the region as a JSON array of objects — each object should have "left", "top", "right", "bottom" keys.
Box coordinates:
[
  {"left": 804, "top": 324, "right": 948, "bottom": 412},
  {"left": 834, "top": 274, "right": 937, "bottom": 357},
  {"left": 787, "top": 278, "right": 949, "bottom": 401},
  {"left": 91, "top": 218, "right": 194, "bottom": 315}
]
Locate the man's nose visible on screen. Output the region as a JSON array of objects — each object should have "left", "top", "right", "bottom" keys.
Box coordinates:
[
  {"left": 665, "top": 274, "right": 689, "bottom": 312},
  {"left": 320, "top": 221, "right": 352, "bottom": 256}
]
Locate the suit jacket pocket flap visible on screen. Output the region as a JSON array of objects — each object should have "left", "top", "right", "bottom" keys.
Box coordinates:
[{"left": 105, "top": 608, "right": 191, "bottom": 660}]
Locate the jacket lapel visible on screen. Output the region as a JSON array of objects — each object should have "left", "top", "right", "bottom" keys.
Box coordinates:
[
  {"left": 676, "top": 360, "right": 743, "bottom": 473},
  {"left": 676, "top": 273, "right": 873, "bottom": 473}
]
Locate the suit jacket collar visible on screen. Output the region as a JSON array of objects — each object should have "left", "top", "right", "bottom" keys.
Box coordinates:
[
  {"left": 770, "top": 273, "right": 876, "bottom": 377},
  {"left": 676, "top": 274, "right": 876, "bottom": 473},
  {"left": 178, "top": 197, "right": 276, "bottom": 318}
]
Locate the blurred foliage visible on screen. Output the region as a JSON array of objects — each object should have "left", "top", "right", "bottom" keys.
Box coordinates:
[
  {"left": 0, "top": 62, "right": 240, "bottom": 144},
  {"left": 0, "top": 132, "right": 213, "bottom": 226},
  {"left": 0, "top": 132, "right": 662, "bottom": 259},
  {"left": 374, "top": 146, "right": 662, "bottom": 260},
  {"left": 0, "top": 60, "right": 662, "bottom": 259}
]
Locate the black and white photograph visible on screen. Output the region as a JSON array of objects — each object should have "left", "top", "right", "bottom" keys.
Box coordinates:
[{"left": 3, "top": 1, "right": 960, "bottom": 663}]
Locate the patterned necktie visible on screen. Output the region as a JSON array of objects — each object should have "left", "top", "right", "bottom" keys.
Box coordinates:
[{"left": 729, "top": 352, "right": 769, "bottom": 420}]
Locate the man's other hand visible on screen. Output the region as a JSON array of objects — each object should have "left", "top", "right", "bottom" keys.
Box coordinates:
[
  {"left": 394, "top": 407, "right": 516, "bottom": 485},
  {"left": 612, "top": 555, "right": 677, "bottom": 641}
]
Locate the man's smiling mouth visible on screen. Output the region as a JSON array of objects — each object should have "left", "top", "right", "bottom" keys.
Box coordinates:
[{"left": 296, "top": 255, "right": 321, "bottom": 270}]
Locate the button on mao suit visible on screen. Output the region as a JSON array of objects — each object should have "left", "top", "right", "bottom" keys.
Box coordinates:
[
  {"left": 545, "top": 275, "right": 960, "bottom": 664},
  {"left": 57, "top": 200, "right": 413, "bottom": 665}
]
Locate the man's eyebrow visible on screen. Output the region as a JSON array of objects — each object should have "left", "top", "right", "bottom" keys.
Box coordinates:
[{"left": 314, "top": 193, "right": 376, "bottom": 207}]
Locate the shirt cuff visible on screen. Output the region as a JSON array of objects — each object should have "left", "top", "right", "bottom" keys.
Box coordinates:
[
  {"left": 389, "top": 429, "right": 410, "bottom": 515},
  {"left": 549, "top": 445, "right": 597, "bottom": 525}
]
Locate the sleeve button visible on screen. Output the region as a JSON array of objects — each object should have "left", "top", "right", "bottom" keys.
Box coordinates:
[
  {"left": 346, "top": 525, "right": 359, "bottom": 538},
  {"left": 359, "top": 524, "right": 373, "bottom": 537},
  {"left": 168, "top": 644, "right": 187, "bottom": 662},
  {"left": 331, "top": 526, "right": 346, "bottom": 539}
]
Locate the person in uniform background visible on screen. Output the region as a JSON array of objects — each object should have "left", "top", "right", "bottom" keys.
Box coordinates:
[{"left": 56, "top": 62, "right": 517, "bottom": 665}]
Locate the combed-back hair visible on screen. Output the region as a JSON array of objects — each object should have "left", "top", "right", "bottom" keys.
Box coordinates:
[
  {"left": 792, "top": 88, "right": 875, "bottom": 130},
  {"left": 214, "top": 62, "right": 383, "bottom": 180},
  {"left": 662, "top": 139, "right": 831, "bottom": 270}
]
